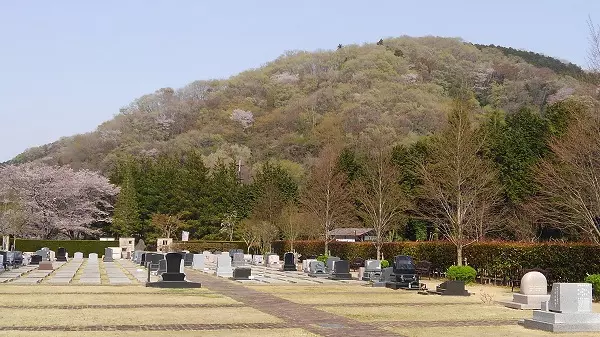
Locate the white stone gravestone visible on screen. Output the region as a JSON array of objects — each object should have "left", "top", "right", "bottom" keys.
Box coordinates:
[
  {"left": 215, "top": 254, "right": 233, "bottom": 278},
  {"left": 502, "top": 271, "right": 550, "bottom": 310},
  {"left": 303, "top": 259, "right": 317, "bottom": 273},
  {"left": 522, "top": 283, "right": 600, "bottom": 332},
  {"left": 74, "top": 252, "right": 84, "bottom": 260},
  {"left": 192, "top": 254, "right": 205, "bottom": 270},
  {"left": 88, "top": 253, "right": 99, "bottom": 263},
  {"left": 243, "top": 254, "right": 253, "bottom": 263},
  {"left": 252, "top": 255, "right": 264, "bottom": 265}
]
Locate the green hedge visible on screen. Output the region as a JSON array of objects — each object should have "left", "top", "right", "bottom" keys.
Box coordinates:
[
  {"left": 170, "top": 241, "right": 247, "bottom": 253},
  {"left": 14, "top": 239, "right": 116, "bottom": 256},
  {"left": 272, "top": 240, "right": 600, "bottom": 283}
]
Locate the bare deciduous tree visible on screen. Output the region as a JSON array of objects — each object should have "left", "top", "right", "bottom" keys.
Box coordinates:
[
  {"left": 587, "top": 16, "right": 600, "bottom": 72},
  {"left": 532, "top": 104, "right": 600, "bottom": 243},
  {"left": 301, "top": 145, "right": 354, "bottom": 255},
  {"left": 151, "top": 213, "right": 184, "bottom": 239},
  {"left": 354, "top": 147, "right": 410, "bottom": 260},
  {"left": 418, "top": 97, "right": 501, "bottom": 265},
  {"left": 237, "top": 218, "right": 260, "bottom": 254}
]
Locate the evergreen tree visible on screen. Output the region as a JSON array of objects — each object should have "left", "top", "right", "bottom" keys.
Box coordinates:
[{"left": 112, "top": 163, "right": 141, "bottom": 237}]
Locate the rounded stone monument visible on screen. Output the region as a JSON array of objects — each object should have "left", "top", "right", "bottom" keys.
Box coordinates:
[
  {"left": 501, "top": 271, "right": 550, "bottom": 310},
  {"left": 520, "top": 271, "right": 547, "bottom": 295}
]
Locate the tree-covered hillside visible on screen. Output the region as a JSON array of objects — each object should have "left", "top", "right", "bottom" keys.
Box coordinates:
[{"left": 11, "top": 36, "right": 597, "bottom": 175}]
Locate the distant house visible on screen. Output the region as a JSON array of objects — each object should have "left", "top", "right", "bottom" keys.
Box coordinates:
[{"left": 327, "top": 228, "right": 375, "bottom": 242}]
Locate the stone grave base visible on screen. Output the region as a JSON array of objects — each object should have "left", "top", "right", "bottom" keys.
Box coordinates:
[
  {"left": 500, "top": 294, "right": 550, "bottom": 310},
  {"left": 282, "top": 265, "right": 297, "bottom": 271},
  {"left": 386, "top": 281, "right": 421, "bottom": 290},
  {"left": 329, "top": 273, "right": 352, "bottom": 280},
  {"left": 521, "top": 311, "right": 600, "bottom": 332},
  {"left": 146, "top": 280, "right": 201, "bottom": 288},
  {"left": 308, "top": 272, "right": 329, "bottom": 278}
]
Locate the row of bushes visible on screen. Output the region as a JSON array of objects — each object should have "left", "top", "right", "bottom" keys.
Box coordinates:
[
  {"left": 170, "top": 241, "right": 247, "bottom": 253},
  {"left": 272, "top": 240, "right": 600, "bottom": 282},
  {"left": 14, "top": 239, "right": 116, "bottom": 256}
]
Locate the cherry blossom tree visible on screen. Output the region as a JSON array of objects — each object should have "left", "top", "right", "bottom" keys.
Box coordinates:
[{"left": 0, "top": 163, "right": 118, "bottom": 239}]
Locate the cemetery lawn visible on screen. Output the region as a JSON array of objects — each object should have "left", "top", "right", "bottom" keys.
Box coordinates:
[
  {"left": 385, "top": 326, "right": 600, "bottom": 337},
  {"left": 0, "top": 330, "right": 318, "bottom": 337}
]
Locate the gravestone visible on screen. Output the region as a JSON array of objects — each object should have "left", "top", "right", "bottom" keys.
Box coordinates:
[
  {"left": 30, "top": 254, "right": 42, "bottom": 265},
  {"left": 148, "top": 253, "right": 164, "bottom": 272},
  {"left": 0, "top": 254, "right": 3, "bottom": 269},
  {"left": 434, "top": 280, "right": 470, "bottom": 296},
  {"left": 134, "top": 239, "right": 146, "bottom": 251},
  {"left": 329, "top": 260, "right": 352, "bottom": 280},
  {"left": 386, "top": 255, "right": 420, "bottom": 290},
  {"left": 303, "top": 259, "right": 317, "bottom": 273},
  {"left": 157, "top": 259, "right": 167, "bottom": 275},
  {"left": 183, "top": 253, "right": 194, "bottom": 267},
  {"left": 308, "top": 261, "right": 328, "bottom": 278},
  {"left": 522, "top": 283, "right": 600, "bottom": 332},
  {"left": 103, "top": 248, "right": 114, "bottom": 262},
  {"left": 232, "top": 252, "right": 245, "bottom": 268},
  {"left": 229, "top": 249, "right": 243, "bottom": 258},
  {"left": 283, "top": 252, "right": 297, "bottom": 271},
  {"left": 252, "top": 255, "right": 264, "bottom": 265},
  {"left": 56, "top": 247, "right": 67, "bottom": 262},
  {"left": 146, "top": 252, "right": 201, "bottom": 288},
  {"left": 0, "top": 251, "right": 7, "bottom": 269},
  {"left": 88, "top": 253, "right": 99, "bottom": 263},
  {"left": 502, "top": 271, "right": 550, "bottom": 310},
  {"left": 233, "top": 267, "right": 252, "bottom": 280},
  {"left": 35, "top": 248, "right": 49, "bottom": 261},
  {"left": 362, "top": 259, "right": 382, "bottom": 281},
  {"left": 326, "top": 256, "right": 340, "bottom": 272},
  {"left": 192, "top": 254, "right": 205, "bottom": 270},
  {"left": 38, "top": 261, "right": 54, "bottom": 270},
  {"left": 243, "top": 254, "right": 253, "bottom": 264},
  {"left": 373, "top": 267, "right": 395, "bottom": 287},
  {"left": 265, "top": 253, "right": 280, "bottom": 267},
  {"left": 13, "top": 251, "right": 23, "bottom": 266},
  {"left": 73, "top": 252, "right": 84, "bottom": 260},
  {"left": 215, "top": 254, "right": 233, "bottom": 278}
]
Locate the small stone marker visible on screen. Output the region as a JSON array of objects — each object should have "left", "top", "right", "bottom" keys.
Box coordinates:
[
  {"left": 502, "top": 271, "right": 550, "bottom": 310},
  {"left": 283, "top": 252, "right": 297, "bottom": 271},
  {"left": 233, "top": 267, "right": 251, "bottom": 280},
  {"left": 302, "top": 259, "right": 316, "bottom": 273},
  {"left": 73, "top": 252, "right": 84, "bottom": 260},
  {"left": 522, "top": 283, "right": 600, "bottom": 332},
  {"left": 232, "top": 252, "right": 245, "bottom": 268},
  {"left": 183, "top": 253, "right": 194, "bottom": 267},
  {"left": 362, "top": 259, "right": 382, "bottom": 281},
  {"left": 252, "top": 255, "right": 264, "bottom": 265},
  {"left": 326, "top": 256, "right": 340, "bottom": 272},
  {"left": 434, "top": 280, "right": 470, "bottom": 296},
  {"left": 38, "top": 261, "right": 54, "bottom": 270}
]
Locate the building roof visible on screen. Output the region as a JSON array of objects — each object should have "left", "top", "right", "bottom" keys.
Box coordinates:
[{"left": 327, "top": 228, "right": 374, "bottom": 236}]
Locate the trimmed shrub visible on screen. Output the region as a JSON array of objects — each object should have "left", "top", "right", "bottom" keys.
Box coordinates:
[
  {"left": 446, "top": 265, "right": 477, "bottom": 284},
  {"left": 170, "top": 241, "right": 246, "bottom": 253},
  {"left": 317, "top": 255, "right": 328, "bottom": 263},
  {"left": 14, "top": 239, "right": 115, "bottom": 256},
  {"left": 585, "top": 274, "right": 600, "bottom": 300},
  {"left": 381, "top": 260, "right": 390, "bottom": 268}
]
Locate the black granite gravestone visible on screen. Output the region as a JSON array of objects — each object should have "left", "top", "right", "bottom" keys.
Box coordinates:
[
  {"left": 386, "top": 255, "right": 420, "bottom": 290},
  {"left": 329, "top": 260, "right": 352, "bottom": 280},
  {"left": 141, "top": 253, "right": 149, "bottom": 266},
  {"left": 435, "top": 280, "right": 470, "bottom": 296},
  {"left": 56, "top": 247, "right": 67, "bottom": 262},
  {"left": 184, "top": 253, "right": 194, "bottom": 267},
  {"left": 157, "top": 259, "right": 167, "bottom": 275},
  {"left": 149, "top": 253, "right": 164, "bottom": 272},
  {"left": 233, "top": 267, "right": 252, "bottom": 280},
  {"left": 30, "top": 254, "right": 42, "bottom": 265},
  {"left": 283, "top": 252, "right": 297, "bottom": 271},
  {"left": 13, "top": 251, "right": 23, "bottom": 266},
  {"left": 146, "top": 252, "right": 201, "bottom": 288}
]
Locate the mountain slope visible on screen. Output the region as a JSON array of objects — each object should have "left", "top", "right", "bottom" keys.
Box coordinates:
[{"left": 11, "top": 36, "right": 597, "bottom": 174}]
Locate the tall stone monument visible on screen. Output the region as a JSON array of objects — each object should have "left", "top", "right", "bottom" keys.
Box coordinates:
[{"left": 521, "top": 283, "right": 600, "bottom": 332}]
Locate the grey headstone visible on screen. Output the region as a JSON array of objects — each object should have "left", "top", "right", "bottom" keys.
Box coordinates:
[{"left": 192, "top": 254, "right": 205, "bottom": 270}]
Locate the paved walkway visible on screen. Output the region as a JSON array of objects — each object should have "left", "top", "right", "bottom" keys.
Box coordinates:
[{"left": 185, "top": 269, "right": 403, "bottom": 337}]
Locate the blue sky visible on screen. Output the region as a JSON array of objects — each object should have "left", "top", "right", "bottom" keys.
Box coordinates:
[{"left": 1, "top": 1, "right": 598, "bottom": 162}]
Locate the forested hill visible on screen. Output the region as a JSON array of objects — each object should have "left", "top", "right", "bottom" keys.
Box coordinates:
[{"left": 11, "top": 36, "right": 598, "bottom": 174}]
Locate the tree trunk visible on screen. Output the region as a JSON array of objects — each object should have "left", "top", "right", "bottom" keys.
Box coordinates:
[
  {"left": 324, "top": 240, "right": 328, "bottom": 256},
  {"left": 456, "top": 244, "right": 463, "bottom": 266},
  {"left": 376, "top": 240, "right": 382, "bottom": 260}
]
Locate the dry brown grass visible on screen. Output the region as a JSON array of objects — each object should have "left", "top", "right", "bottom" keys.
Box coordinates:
[
  {"left": 0, "top": 293, "right": 238, "bottom": 306},
  {"left": 0, "top": 329, "right": 318, "bottom": 337},
  {"left": 385, "top": 325, "right": 600, "bottom": 337},
  {"left": 317, "top": 304, "right": 531, "bottom": 322},
  {"left": 0, "top": 307, "right": 281, "bottom": 327},
  {"left": 0, "top": 285, "right": 212, "bottom": 294},
  {"left": 276, "top": 292, "right": 479, "bottom": 305}
]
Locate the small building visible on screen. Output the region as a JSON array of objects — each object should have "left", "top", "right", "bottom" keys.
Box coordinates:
[{"left": 327, "top": 228, "right": 375, "bottom": 242}]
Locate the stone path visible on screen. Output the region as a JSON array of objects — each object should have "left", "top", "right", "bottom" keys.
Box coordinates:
[{"left": 185, "top": 269, "right": 402, "bottom": 337}]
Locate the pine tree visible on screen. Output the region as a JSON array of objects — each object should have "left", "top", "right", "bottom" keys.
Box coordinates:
[{"left": 112, "top": 164, "right": 141, "bottom": 237}]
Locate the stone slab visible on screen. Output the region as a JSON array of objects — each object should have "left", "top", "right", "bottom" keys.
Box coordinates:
[
  {"left": 79, "top": 278, "right": 101, "bottom": 284},
  {"left": 46, "top": 278, "right": 72, "bottom": 284},
  {"left": 109, "top": 278, "right": 132, "bottom": 284},
  {"left": 522, "top": 319, "right": 600, "bottom": 332},
  {"left": 11, "top": 277, "right": 43, "bottom": 284}
]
